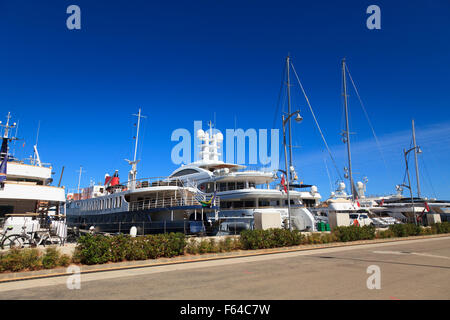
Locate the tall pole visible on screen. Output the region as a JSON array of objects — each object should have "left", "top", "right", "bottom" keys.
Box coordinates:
[
  {"left": 77, "top": 166, "right": 83, "bottom": 194},
  {"left": 412, "top": 119, "right": 421, "bottom": 198},
  {"left": 128, "top": 108, "right": 147, "bottom": 189},
  {"left": 404, "top": 150, "right": 417, "bottom": 225},
  {"left": 133, "top": 108, "right": 141, "bottom": 163},
  {"left": 286, "top": 56, "right": 293, "bottom": 180},
  {"left": 342, "top": 59, "right": 355, "bottom": 200},
  {"left": 283, "top": 114, "right": 292, "bottom": 231}
]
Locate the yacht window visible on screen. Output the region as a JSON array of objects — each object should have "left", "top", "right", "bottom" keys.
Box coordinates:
[
  {"left": 244, "top": 200, "right": 255, "bottom": 207},
  {"left": 259, "top": 200, "right": 270, "bottom": 207},
  {"left": 171, "top": 169, "right": 199, "bottom": 177},
  {"left": 219, "top": 183, "right": 227, "bottom": 192},
  {"left": 222, "top": 201, "right": 232, "bottom": 209},
  {"left": 249, "top": 182, "right": 256, "bottom": 189},
  {"left": 349, "top": 214, "right": 358, "bottom": 219},
  {"left": 228, "top": 182, "right": 236, "bottom": 191},
  {"left": 270, "top": 200, "right": 280, "bottom": 206},
  {"left": 233, "top": 201, "right": 244, "bottom": 208},
  {"left": 236, "top": 182, "right": 245, "bottom": 190}
]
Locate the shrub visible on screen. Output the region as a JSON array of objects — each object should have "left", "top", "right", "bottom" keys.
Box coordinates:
[
  {"left": 42, "top": 247, "right": 60, "bottom": 269},
  {"left": 73, "top": 232, "right": 187, "bottom": 264},
  {"left": 0, "top": 247, "right": 70, "bottom": 273},
  {"left": 0, "top": 248, "right": 42, "bottom": 272},
  {"left": 433, "top": 222, "right": 450, "bottom": 234},
  {"left": 388, "top": 224, "right": 421, "bottom": 237},
  {"left": 333, "top": 225, "right": 376, "bottom": 242},
  {"left": 376, "top": 229, "right": 395, "bottom": 239},
  {"left": 73, "top": 234, "right": 112, "bottom": 265},
  {"left": 239, "top": 229, "right": 305, "bottom": 250}
]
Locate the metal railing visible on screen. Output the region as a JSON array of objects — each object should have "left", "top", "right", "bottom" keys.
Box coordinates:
[
  {"left": 129, "top": 196, "right": 220, "bottom": 211},
  {"left": 67, "top": 218, "right": 251, "bottom": 236}
]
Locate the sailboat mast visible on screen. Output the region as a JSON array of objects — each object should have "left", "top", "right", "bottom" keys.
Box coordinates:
[
  {"left": 342, "top": 59, "right": 355, "bottom": 200},
  {"left": 286, "top": 55, "right": 293, "bottom": 179},
  {"left": 412, "top": 119, "right": 421, "bottom": 198}
]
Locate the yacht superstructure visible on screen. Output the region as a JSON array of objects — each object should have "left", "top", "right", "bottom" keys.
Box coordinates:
[
  {"left": 168, "top": 124, "right": 321, "bottom": 233},
  {"left": 0, "top": 113, "right": 66, "bottom": 241},
  {"left": 0, "top": 113, "right": 65, "bottom": 220}
]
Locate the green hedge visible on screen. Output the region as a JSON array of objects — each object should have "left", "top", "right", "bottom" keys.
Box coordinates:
[
  {"left": 73, "top": 233, "right": 186, "bottom": 265},
  {"left": 385, "top": 222, "right": 450, "bottom": 238},
  {"left": 332, "top": 225, "right": 376, "bottom": 242},
  {"left": 239, "top": 228, "right": 305, "bottom": 250},
  {"left": 0, "top": 247, "right": 71, "bottom": 273},
  {"left": 185, "top": 237, "right": 241, "bottom": 254},
  {"left": 388, "top": 224, "right": 422, "bottom": 237}
]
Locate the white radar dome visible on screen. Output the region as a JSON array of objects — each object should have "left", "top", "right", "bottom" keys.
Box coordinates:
[{"left": 197, "top": 129, "right": 205, "bottom": 139}]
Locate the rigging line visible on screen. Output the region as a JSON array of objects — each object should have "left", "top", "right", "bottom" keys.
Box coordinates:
[
  {"left": 345, "top": 64, "right": 389, "bottom": 171},
  {"left": 421, "top": 153, "right": 437, "bottom": 199},
  {"left": 402, "top": 137, "right": 414, "bottom": 185},
  {"left": 138, "top": 115, "right": 147, "bottom": 165},
  {"left": 290, "top": 62, "right": 343, "bottom": 180},
  {"left": 323, "top": 151, "right": 333, "bottom": 194},
  {"left": 272, "top": 62, "right": 287, "bottom": 130}
]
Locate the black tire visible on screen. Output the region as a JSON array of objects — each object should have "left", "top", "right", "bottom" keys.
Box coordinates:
[{"left": 1, "top": 234, "right": 31, "bottom": 249}]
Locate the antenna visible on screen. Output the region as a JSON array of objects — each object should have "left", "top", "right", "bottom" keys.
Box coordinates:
[
  {"left": 58, "top": 166, "right": 65, "bottom": 187},
  {"left": 76, "top": 166, "right": 84, "bottom": 194},
  {"left": 126, "top": 108, "right": 147, "bottom": 190},
  {"left": 33, "top": 120, "right": 41, "bottom": 165},
  {"left": 0, "top": 112, "right": 17, "bottom": 160}
]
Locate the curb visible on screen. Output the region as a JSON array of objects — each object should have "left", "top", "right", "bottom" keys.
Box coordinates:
[{"left": 1, "top": 234, "right": 449, "bottom": 283}]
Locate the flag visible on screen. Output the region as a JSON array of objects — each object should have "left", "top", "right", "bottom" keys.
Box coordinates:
[
  {"left": 0, "top": 158, "right": 6, "bottom": 183},
  {"left": 0, "top": 138, "right": 7, "bottom": 183},
  {"left": 280, "top": 174, "right": 287, "bottom": 193},
  {"left": 199, "top": 192, "right": 216, "bottom": 208},
  {"left": 0, "top": 138, "right": 7, "bottom": 159},
  {"left": 424, "top": 202, "right": 430, "bottom": 212},
  {"left": 379, "top": 199, "right": 385, "bottom": 206}
]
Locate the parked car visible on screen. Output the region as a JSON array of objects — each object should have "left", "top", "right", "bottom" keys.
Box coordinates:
[
  {"left": 370, "top": 217, "right": 388, "bottom": 227},
  {"left": 349, "top": 213, "right": 373, "bottom": 226}
]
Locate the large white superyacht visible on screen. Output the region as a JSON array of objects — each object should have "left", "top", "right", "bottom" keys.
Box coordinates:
[
  {"left": 65, "top": 109, "right": 220, "bottom": 235},
  {"left": 168, "top": 124, "right": 321, "bottom": 234}
]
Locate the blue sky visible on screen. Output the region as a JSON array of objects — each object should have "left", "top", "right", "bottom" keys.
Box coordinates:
[{"left": 0, "top": 0, "right": 449, "bottom": 199}]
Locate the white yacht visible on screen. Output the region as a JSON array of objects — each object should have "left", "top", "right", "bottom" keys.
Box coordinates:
[
  {"left": 0, "top": 113, "right": 66, "bottom": 237},
  {"left": 65, "top": 109, "right": 220, "bottom": 235},
  {"left": 168, "top": 125, "right": 321, "bottom": 233}
]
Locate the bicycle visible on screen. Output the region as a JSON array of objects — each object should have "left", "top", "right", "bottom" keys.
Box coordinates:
[
  {"left": 0, "top": 226, "right": 14, "bottom": 247},
  {"left": 1, "top": 225, "right": 65, "bottom": 249}
]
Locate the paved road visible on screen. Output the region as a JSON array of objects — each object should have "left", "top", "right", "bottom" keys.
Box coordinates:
[{"left": 1, "top": 237, "right": 449, "bottom": 299}]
